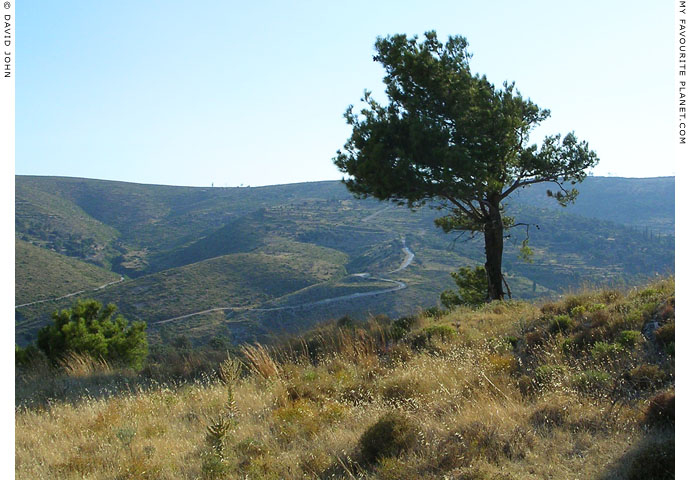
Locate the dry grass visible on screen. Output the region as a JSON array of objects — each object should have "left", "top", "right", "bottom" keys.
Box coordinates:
[{"left": 15, "top": 278, "right": 675, "bottom": 479}]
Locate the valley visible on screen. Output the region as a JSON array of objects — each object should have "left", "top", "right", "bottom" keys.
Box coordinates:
[{"left": 15, "top": 175, "right": 675, "bottom": 346}]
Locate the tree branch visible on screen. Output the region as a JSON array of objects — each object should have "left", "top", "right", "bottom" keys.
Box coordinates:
[{"left": 440, "top": 194, "right": 483, "bottom": 221}]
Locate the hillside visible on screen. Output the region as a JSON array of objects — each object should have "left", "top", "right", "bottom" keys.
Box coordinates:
[
  {"left": 511, "top": 176, "right": 675, "bottom": 234},
  {"left": 15, "top": 175, "right": 675, "bottom": 346},
  {"left": 15, "top": 278, "right": 675, "bottom": 479},
  {"left": 15, "top": 239, "right": 121, "bottom": 306}
]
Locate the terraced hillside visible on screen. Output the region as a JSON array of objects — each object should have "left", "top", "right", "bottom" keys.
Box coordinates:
[{"left": 15, "top": 176, "right": 674, "bottom": 346}]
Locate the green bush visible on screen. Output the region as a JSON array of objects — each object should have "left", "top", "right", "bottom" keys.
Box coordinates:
[
  {"left": 664, "top": 342, "right": 674, "bottom": 356},
  {"left": 616, "top": 330, "right": 642, "bottom": 349},
  {"left": 36, "top": 299, "right": 148, "bottom": 370},
  {"left": 390, "top": 316, "right": 417, "bottom": 340},
  {"left": 15, "top": 344, "right": 42, "bottom": 366},
  {"left": 533, "top": 364, "right": 566, "bottom": 388},
  {"left": 424, "top": 306, "right": 444, "bottom": 318},
  {"left": 422, "top": 324, "right": 456, "bottom": 341},
  {"left": 561, "top": 338, "right": 575, "bottom": 355},
  {"left": 408, "top": 332, "right": 429, "bottom": 351},
  {"left": 549, "top": 315, "right": 573, "bottom": 334},
  {"left": 440, "top": 266, "right": 487, "bottom": 309},
  {"left": 626, "top": 364, "right": 667, "bottom": 391},
  {"left": 573, "top": 370, "right": 612, "bottom": 394},
  {"left": 359, "top": 411, "right": 416, "bottom": 464},
  {"left": 590, "top": 341, "right": 623, "bottom": 361}
]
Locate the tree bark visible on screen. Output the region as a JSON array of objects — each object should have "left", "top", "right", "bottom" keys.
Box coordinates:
[{"left": 483, "top": 195, "right": 505, "bottom": 301}]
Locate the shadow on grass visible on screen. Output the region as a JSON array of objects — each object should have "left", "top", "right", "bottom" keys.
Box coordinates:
[{"left": 15, "top": 348, "right": 232, "bottom": 410}]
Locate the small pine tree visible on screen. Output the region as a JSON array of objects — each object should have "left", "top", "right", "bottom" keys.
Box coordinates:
[
  {"left": 440, "top": 265, "right": 489, "bottom": 308},
  {"left": 36, "top": 299, "right": 148, "bottom": 370}
]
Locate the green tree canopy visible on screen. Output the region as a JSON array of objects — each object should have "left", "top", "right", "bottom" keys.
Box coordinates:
[
  {"left": 37, "top": 299, "right": 148, "bottom": 370},
  {"left": 440, "top": 266, "right": 488, "bottom": 309},
  {"left": 334, "top": 31, "right": 599, "bottom": 300}
]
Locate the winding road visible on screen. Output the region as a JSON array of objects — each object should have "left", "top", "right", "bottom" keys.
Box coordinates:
[
  {"left": 152, "top": 236, "right": 415, "bottom": 325},
  {"left": 15, "top": 202, "right": 415, "bottom": 328}
]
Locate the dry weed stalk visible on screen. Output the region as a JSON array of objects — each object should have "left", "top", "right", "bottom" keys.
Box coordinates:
[
  {"left": 240, "top": 343, "right": 281, "bottom": 379},
  {"left": 59, "top": 351, "right": 112, "bottom": 377},
  {"left": 206, "top": 357, "right": 241, "bottom": 460},
  {"left": 219, "top": 355, "right": 242, "bottom": 385}
]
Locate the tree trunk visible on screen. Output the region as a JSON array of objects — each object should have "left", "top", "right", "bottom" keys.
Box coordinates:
[{"left": 483, "top": 195, "right": 505, "bottom": 301}]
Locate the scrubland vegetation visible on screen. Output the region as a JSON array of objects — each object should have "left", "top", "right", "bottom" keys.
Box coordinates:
[
  {"left": 15, "top": 277, "right": 674, "bottom": 479},
  {"left": 16, "top": 176, "right": 674, "bottom": 348}
]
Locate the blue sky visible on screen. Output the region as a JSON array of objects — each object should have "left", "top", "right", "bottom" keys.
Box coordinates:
[{"left": 17, "top": 0, "right": 675, "bottom": 187}]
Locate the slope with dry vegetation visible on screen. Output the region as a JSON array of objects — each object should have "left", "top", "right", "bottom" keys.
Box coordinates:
[{"left": 15, "top": 278, "right": 674, "bottom": 479}]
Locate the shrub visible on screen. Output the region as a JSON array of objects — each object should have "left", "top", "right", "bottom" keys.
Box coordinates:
[
  {"left": 337, "top": 315, "right": 355, "bottom": 329},
  {"left": 359, "top": 411, "right": 416, "bottom": 464},
  {"left": 530, "top": 403, "right": 568, "bottom": 431},
  {"left": 15, "top": 344, "right": 42, "bottom": 366},
  {"left": 524, "top": 330, "right": 547, "bottom": 351},
  {"left": 587, "top": 302, "right": 607, "bottom": 312},
  {"left": 655, "top": 322, "right": 674, "bottom": 346},
  {"left": 381, "top": 376, "right": 421, "bottom": 405},
  {"left": 549, "top": 315, "right": 573, "bottom": 334},
  {"left": 440, "top": 265, "right": 487, "bottom": 308},
  {"left": 450, "top": 421, "right": 529, "bottom": 464},
  {"left": 201, "top": 450, "right": 231, "bottom": 479},
  {"left": 390, "top": 316, "right": 416, "bottom": 340},
  {"left": 517, "top": 375, "right": 536, "bottom": 397},
  {"left": 664, "top": 342, "right": 675, "bottom": 356},
  {"left": 596, "top": 289, "right": 622, "bottom": 304},
  {"left": 626, "top": 364, "right": 667, "bottom": 391},
  {"left": 533, "top": 364, "right": 566, "bottom": 388},
  {"left": 36, "top": 299, "right": 148, "bottom": 370},
  {"left": 626, "top": 437, "right": 674, "bottom": 480},
  {"left": 408, "top": 332, "right": 429, "bottom": 351},
  {"left": 659, "top": 301, "right": 675, "bottom": 321},
  {"left": 590, "top": 341, "right": 623, "bottom": 362},
  {"left": 625, "top": 302, "right": 657, "bottom": 329},
  {"left": 540, "top": 302, "right": 562, "bottom": 315},
  {"left": 573, "top": 370, "right": 612, "bottom": 394},
  {"left": 393, "top": 316, "right": 416, "bottom": 332},
  {"left": 422, "top": 324, "right": 456, "bottom": 341},
  {"left": 487, "top": 354, "right": 518, "bottom": 374},
  {"left": 424, "top": 306, "right": 444, "bottom": 318},
  {"left": 643, "top": 391, "right": 674, "bottom": 429},
  {"left": 567, "top": 323, "right": 609, "bottom": 353},
  {"left": 616, "top": 330, "right": 642, "bottom": 349},
  {"left": 561, "top": 338, "right": 575, "bottom": 355},
  {"left": 562, "top": 295, "right": 588, "bottom": 314}
]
